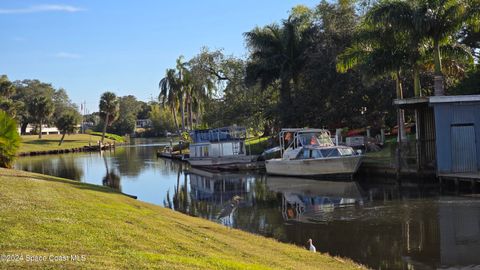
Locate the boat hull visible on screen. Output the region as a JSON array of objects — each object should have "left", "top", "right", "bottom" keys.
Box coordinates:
[
  {"left": 156, "top": 152, "right": 187, "bottom": 160},
  {"left": 186, "top": 156, "right": 254, "bottom": 167},
  {"left": 265, "top": 155, "right": 362, "bottom": 178}
]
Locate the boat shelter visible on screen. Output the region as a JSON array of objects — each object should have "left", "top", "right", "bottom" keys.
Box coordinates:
[
  {"left": 189, "top": 126, "right": 247, "bottom": 158},
  {"left": 394, "top": 95, "right": 480, "bottom": 182}
]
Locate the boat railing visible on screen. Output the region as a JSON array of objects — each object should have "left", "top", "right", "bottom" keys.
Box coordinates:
[
  {"left": 190, "top": 126, "right": 247, "bottom": 144},
  {"left": 278, "top": 128, "right": 333, "bottom": 156}
]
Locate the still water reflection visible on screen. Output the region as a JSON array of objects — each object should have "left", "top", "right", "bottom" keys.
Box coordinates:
[{"left": 15, "top": 139, "right": 480, "bottom": 270}]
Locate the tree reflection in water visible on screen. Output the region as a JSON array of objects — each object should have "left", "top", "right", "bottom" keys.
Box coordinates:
[
  {"left": 17, "top": 155, "right": 84, "bottom": 181},
  {"left": 169, "top": 167, "right": 480, "bottom": 270},
  {"left": 13, "top": 144, "right": 480, "bottom": 270},
  {"left": 113, "top": 147, "right": 146, "bottom": 177},
  {"left": 102, "top": 153, "right": 121, "bottom": 191}
]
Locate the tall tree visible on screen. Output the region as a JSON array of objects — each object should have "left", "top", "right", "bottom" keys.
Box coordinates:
[
  {"left": 28, "top": 95, "right": 54, "bottom": 139},
  {"left": 0, "top": 110, "right": 21, "bottom": 168},
  {"left": 13, "top": 79, "right": 55, "bottom": 134},
  {"left": 113, "top": 95, "right": 142, "bottom": 135},
  {"left": 55, "top": 109, "right": 81, "bottom": 146},
  {"left": 365, "top": 0, "right": 428, "bottom": 96},
  {"left": 52, "top": 88, "right": 77, "bottom": 119},
  {"left": 244, "top": 16, "right": 314, "bottom": 127},
  {"left": 0, "top": 75, "right": 15, "bottom": 98},
  {"left": 159, "top": 69, "right": 181, "bottom": 132},
  {"left": 149, "top": 103, "right": 175, "bottom": 135},
  {"left": 421, "top": 0, "right": 474, "bottom": 96},
  {"left": 98, "top": 92, "right": 119, "bottom": 143},
  {"left": 337, "top": 18, "right": 411, "bottom": 141},
  {"left": 366, "top": 0, "right": 478, "bottom": 96},
  {"left": 175, "top": 57, "right": 189, "bottom": 130},
  {"left": 187, "top": 48, "right": 239, "bottom": 128}
]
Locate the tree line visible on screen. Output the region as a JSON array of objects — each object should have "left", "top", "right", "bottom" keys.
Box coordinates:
[
  {"left": 2, "top": 0, "right": 479, "bottom": 148},
  {"left": 157, "top": 0, "right": 480, "bottom": 137},
  {"left": 0, "top": 77, "right": 81, "bottom": 143}
]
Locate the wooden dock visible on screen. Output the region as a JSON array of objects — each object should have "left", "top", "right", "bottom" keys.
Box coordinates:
[
  {"left": 439, "top": 172, "right": 480, "bottom": 181},
  {"left": 359, "top": 159, "right": 436, "bottom": 180},
  {"left": 438, "top": 172, "right": 480, "bottom": 191},
  {"left": 438, "top": 171, "right": 480, "bottom": 193},
  {"left": 156, "top": 151, "right": 187, "bottom": 160}
]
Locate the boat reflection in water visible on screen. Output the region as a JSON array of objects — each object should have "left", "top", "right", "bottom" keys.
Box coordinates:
[
  {"left": 14, "top": 141, "right": 480, "bottom": 270},
  {"left": 265, "top": 177, "right": 364, "bottom": 224},
  {"left": 185, "top": 167, "right": 258, "bottom": 227},
  {"left": 185, "top": 168, "right": 367, "bottom": 227},
  {"left": 181, "top": 168, "right": 480, "bottom": 270}
]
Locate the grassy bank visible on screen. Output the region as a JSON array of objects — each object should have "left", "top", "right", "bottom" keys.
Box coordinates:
[
  {"left": 19, "top": 134, "right": 119, "bottom": 154},
  {"left": 246, "top": 136, "right": 271, "bottom": 155},
  {"left": 0, "top": 168, "right": 363, "bottom": 269}
]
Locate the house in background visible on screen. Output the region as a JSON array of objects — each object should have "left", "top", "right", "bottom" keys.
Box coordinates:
[
  {"left": 18, "top": 124, "right": 61, "bottom": 135},
  {"left": 135, "top": 119, "right": 152, "bottom": 129}
]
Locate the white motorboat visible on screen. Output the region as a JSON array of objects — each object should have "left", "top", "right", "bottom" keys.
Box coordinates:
[{"left": 265, "top": 128, "right": 362, "bottom": 178}]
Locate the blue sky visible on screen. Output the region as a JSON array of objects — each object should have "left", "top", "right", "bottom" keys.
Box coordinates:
[{"left": 0, "top": 0, "right": 319, "bottom": 112}]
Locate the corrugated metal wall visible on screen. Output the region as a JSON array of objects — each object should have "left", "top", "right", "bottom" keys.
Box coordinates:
[
  {"left": 434, "top": 103, "right": 480, "bottom": 173},
  {"left": 451, "top": 125, "right": 477, "bottom": 173}
]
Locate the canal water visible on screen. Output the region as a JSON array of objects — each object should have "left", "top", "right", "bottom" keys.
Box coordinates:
[{"left": 15, "top": 139, "right": 480, "bottom": 270}]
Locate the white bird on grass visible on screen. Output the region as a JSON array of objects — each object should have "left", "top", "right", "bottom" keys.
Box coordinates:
[{"left": 307, "top": 238, "right": 316, "bottom": 252}]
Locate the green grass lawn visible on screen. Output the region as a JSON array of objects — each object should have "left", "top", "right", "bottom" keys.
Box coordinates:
[
  {"left": 19, "top": 134, "right": 118, "bottom": 154},
  {"left": 364, "top": 135, "right": 416, "bottom": 164},
  {"left": 246, "top": 136, "right": 271, "bottom": 155},
  {"left": 0, "top": 168, "right": 364, "bottom": 270}
]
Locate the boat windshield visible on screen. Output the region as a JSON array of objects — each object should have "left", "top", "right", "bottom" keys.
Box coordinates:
[
  {"left": 338, "top": 148, "right": 354, "bottom": 156},
  {"left": 320, "top": 148, "right": 355, "bottom": 157},
  {"left": 297, "top": 147, "right": 355, "bottom": 159},
  {"left": 298, "top": 132, "right": 333, "bottom": 147},
  {"left": 320, "top": 148, "right": 340, "bottom": 157}
]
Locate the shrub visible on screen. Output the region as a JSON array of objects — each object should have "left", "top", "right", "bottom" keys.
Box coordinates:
[{"left": 0, "top": 110, "right": 21, "bottom": 168}]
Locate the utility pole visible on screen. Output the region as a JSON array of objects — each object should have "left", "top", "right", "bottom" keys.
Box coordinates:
[{"left": 81, "top": 101, "right": 86, "bottom": 134}]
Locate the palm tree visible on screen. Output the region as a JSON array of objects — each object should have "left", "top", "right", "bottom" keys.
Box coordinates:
[
  {"left": 28, "top": 95, "right": 54, "bottom": 139},
  {"left": 337, "top": 22, "right": 410, "bottom": 141},
  {"left": 0, "top": 110, "right": 21, "bottom": 168},
  {"left": 366, "top": 0, "right": 476, "bottom": 96},
  {"left": 421, "top": 0, "right": 471, "bottom": 95},
  {"left": 160, "top": 57, "right": 190, "bottom": 131},
  {"left": 244, "top": 17, "right": 314, "bottom": 127},
  {"left": 175, "top": 57, "right": 211, "bottom": 131},
  {"left": 180, "top": 68, "right": 202, "bottom": 130},
  {"left": 175, "top": 57, "right": 190, "bottom": 131},
  {"left": 99, "top": 92, "right": 119, "bottom": 143},
  {"left": 365, "top": 0, "right": 427, "bottom": 97},
  {"left": 159, "top": 68, "right": 181, "bottom": 132}
]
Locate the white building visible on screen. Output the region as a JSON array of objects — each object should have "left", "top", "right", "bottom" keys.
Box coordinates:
[{"left": 18, "top": 124, "right": 60, "bottom": 135}]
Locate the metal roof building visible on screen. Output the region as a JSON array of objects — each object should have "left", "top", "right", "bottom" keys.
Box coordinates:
[{"left": 394, "top": 95, "right": 480, "bottom": 182}]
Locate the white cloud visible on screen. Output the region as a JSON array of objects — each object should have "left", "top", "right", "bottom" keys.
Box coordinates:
[
  {"left": 0, "top": 4, "right": 85, "bottom": 14},
  {"left": 55, "top": 52, "right": 81, "bottom": 59}
]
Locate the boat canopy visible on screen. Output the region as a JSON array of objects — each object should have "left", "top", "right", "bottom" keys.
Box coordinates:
[
  {"left": 279, "top": 128, "right": 334, "bottom": 154},
  {"left": 190, "top": 126, "right": 247, "bottom": 143}
]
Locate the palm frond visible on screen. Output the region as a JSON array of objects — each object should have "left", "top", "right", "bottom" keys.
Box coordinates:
[
  {"left": 0, "top": 110, "right": 21, "bottom": 168},
  {"left": 366, "top": 1, "right": 414, "bottom": 30}
]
